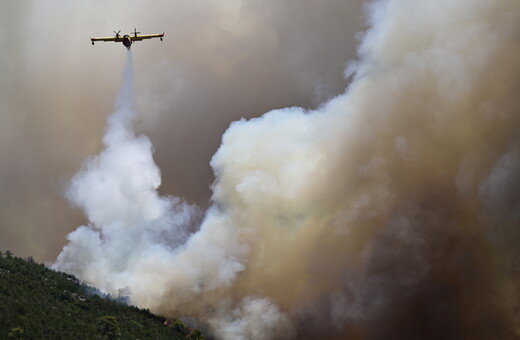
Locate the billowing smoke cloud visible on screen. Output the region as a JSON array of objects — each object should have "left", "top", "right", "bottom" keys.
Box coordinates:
[
  {"left": 55, "top": 51, "right": 200, "bottom": 298},
  {"left": 52, "top": 0, "right": 520, "bottom": 338},
  {"left": 0, "top": 0, "right": 364, "bottom": 261}
]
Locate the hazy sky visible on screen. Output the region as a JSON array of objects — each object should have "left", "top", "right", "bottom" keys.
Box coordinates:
[{"left": 0, "top": 0, "right": 365, "bottom": 261}]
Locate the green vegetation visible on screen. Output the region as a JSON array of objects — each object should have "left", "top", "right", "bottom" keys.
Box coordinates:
[{"left": 0, "top": 251, "right": 203, "bottom": 339}]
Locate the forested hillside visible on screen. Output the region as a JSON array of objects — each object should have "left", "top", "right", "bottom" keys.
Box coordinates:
[{"left": 0, "top": 251, "right": 203, "bottom": 339}]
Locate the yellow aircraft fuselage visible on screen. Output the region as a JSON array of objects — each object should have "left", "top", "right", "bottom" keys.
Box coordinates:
[{"left": 90, "top": 30, "right": 164, "bottom": 49}]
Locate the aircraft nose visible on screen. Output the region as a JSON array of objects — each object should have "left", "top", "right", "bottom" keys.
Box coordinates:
[{"left": 123, "top": 38, "right": 132, "bottom": 49}]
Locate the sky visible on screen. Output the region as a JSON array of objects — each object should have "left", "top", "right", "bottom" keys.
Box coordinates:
[
  {"left": 0, "top": 0, "right": 365, "bottom": 262},
  {"left": 4, "top": 1, "right": 520, "bottom": 339}
]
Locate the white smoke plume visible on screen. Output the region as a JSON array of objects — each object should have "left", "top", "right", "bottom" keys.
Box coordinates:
[
  {"left": 55, "top": 0, "right": 520, "bottom": 338},
  {"left": 54, "top": 52, "right": 201, "bottom": 301}
]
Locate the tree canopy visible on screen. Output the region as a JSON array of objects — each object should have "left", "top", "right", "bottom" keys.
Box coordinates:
[{"left": 0, "top": 252, "right": 203, "bottom": 339}]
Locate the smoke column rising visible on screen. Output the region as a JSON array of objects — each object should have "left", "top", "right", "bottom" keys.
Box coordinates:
[
  {"left": 55, "top": 0, "right": 520, "bottom": 339},
  {"left": 0, "top": 0, "right": 363, "bottom": 262},
  {"left": 54, "top": 52, "right": 200, "bottom": 301}
]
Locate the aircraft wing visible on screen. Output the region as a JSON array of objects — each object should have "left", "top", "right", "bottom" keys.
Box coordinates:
[
  {"left": 131, "top": 33, "right": 164, "bottom": 41},
  {"left": 90, "top": 36, "right": 123, "bottom": 42}
]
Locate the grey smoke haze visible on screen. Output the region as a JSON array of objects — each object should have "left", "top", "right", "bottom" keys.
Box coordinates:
[
  {"left": 0, "top": 0, "right": 364, "bottom": 261},
  {"left": 51, "top": 0, "right": 520, "bottom": 339}
]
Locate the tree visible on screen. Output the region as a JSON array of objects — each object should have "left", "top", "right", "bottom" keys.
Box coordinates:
[
  {"left": 8, "top": 327, "right": 24, "bottom": 339},
  {"left": 190, "top": 329, "right": 205, "bottom": 340},
  {"left": 170, "top": 320, "right": 191, "bottom": 337},
  {"left": 97, "top": 316, "right": 121, "bottom": 340}
]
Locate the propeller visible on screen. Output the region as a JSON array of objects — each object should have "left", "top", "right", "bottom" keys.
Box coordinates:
[
  {"left": 133, "top": 28, "right": 141, "bottom": 37},
  {"left": 113, "top": 30, "right": 121, "bottom": 37}
]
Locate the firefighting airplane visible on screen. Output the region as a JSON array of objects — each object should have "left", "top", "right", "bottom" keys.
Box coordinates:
[{"left": 90, "top": 29, "right": 164, "bottom": 49}]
